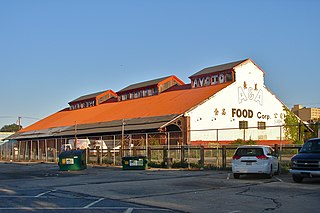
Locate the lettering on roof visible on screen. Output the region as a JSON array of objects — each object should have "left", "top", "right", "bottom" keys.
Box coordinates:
[{"left": 190, "top": 71, "right": 233, "bottom": 88}]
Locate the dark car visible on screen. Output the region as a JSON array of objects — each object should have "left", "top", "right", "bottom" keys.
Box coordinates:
[{"left": 290, "top": 138, "right": 320, "bottom": 183}]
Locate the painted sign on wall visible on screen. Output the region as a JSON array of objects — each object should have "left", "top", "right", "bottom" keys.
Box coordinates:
[
  {"left": 191, "top": 71, "right": 233, "bottom": 88},
  {"left": 238, "top": 82, "right": 263, "bottom": 106}
]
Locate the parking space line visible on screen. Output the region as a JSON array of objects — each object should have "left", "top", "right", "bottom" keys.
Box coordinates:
[
  {"left": 83, "top": 198, "right": 105, "bottom": 208},
  {"left": 124, "top": 208, "right": 134, "bottom": 213},
  {"left": 0, "top": 207, "right": 171, "bottom": 211},
  {"left": 274, "top": 177, "right": 283, "bottom": 182},
  {"left": 0, "top": 195, "right": 34, "bottom": 198},
  {"left": 35, "top": 190, "right": 56, "bottom": 197}
]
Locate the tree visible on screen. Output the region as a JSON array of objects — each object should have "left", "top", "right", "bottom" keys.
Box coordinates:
[
  {"left": 283, "top": 106, "right": 304, "bottom": 144},
  {"left": 306, "top": 120, "right": 320, "bottom": 139},
  {"left": 0, "top": 123, "right": 22, "bottom": 132}
]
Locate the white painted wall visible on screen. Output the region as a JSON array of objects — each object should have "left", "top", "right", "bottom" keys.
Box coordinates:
[{"left": 186, "top": 60, "right": 286, "bottom": 142}]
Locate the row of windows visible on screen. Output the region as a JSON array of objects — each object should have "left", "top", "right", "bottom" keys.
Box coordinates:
[
  {"left": 239, "top": 121, "right": 266, "bottom": 130},
  {"left": 119, "top": 88, "right": 159, "bottom": 101},
  {"left": 70, "top": 100, "right": 96, "bottom": 110}
]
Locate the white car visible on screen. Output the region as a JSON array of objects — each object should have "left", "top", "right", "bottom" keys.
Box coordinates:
[{"left": 232, "top": 145, "right": 279, "bottom": 179}]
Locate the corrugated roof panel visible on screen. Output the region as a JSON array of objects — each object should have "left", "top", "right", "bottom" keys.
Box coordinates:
[
  {"left": 189, "top": 59, "right": 248, "bottom": 78},
  {"left": 20, "top": 82, "right": 231, "bottom": 133},
  {"left": 118, "top": 76, "right": 172, "bottom": 92}
]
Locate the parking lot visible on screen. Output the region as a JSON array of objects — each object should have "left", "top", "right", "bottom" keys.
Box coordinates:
[{"left": 0, "top": 162, "right": 319, "bottom": 213}]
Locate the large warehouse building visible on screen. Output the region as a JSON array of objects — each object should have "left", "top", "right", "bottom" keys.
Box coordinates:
[{"left": 9, "top": 59, "right": 292, "bottom": 146}]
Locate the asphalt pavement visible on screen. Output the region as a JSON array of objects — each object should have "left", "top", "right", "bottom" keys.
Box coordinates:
[{"left": 0, "top": 162, "right": 319, "bottom": 213}]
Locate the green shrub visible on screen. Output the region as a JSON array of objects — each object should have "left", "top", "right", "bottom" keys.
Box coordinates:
[{"left": 231, "top": 138, "right": 257, "bottom": 145}]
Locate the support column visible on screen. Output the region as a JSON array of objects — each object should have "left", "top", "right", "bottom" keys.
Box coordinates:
[
  {"left": 45, "top": 139, "right": 48, "bottom": 162},
  {"left": 37, "top": 140, "right": 40, "bottom": 160},
  {"left": 145, "top": 133, "right": 148, "bottom": 157},
  {"left": 18, "top": 141, "right": 21, "bottom": 161},
  {"left": 182, "top": 116, "right": 190, "bottom": 145},
  {"left": 222, "top": 145, "right": 227, "bottom": 170},
  {"left": 180, "top": 146, "right": 185, "bottom": 164},
  {"left": 200, "top": 146, "right": 204, "bottom": 168},
  {"left": 55, "top": 138, "right": 58, "bottom": 163}
]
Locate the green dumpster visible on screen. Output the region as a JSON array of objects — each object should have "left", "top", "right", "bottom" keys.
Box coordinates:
[
  {"left": 122, "top": 156, "right": 148, "bottom": 170},
  {"left": 58, "top": 150, "right": 87, "bottom": 171}
]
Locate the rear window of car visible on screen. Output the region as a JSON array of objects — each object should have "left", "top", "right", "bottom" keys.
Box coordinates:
[{"left": 235, "top": 148, "right": 263, "bottom": 157}]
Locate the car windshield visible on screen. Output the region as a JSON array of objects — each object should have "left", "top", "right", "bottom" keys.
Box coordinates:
[
  {"left": 299, "top": 140, "right": 320, "bottom": 153},
  {"left": 235, "top": 148, "right": 263, "bottom": 157}
]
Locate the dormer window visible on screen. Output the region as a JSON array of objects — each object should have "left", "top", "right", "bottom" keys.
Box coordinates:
[
  {"left": 189, "top": 59, "right": 247, "bottom": 88},
  {"left": 117, "top": 75, "right": 184, "bottom": 101},
  {"left": 69, "top": 90, "right": 117, "bottom": 110}
]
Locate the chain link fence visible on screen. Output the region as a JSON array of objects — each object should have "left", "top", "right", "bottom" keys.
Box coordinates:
[{"left": 1, "top": 125, "right": 309, "bottom": 169}]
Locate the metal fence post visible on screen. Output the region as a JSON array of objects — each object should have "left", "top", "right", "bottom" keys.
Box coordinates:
[
  {"left": 187, "top": 145, "right": 190, "bottom": 169},
  {"left": 147, "top": 147, "right": 151, "bottom": 162},
  {"left": 23, "top": 141, "right": 26, "bottom": 160},
  {"left": 279, "top": 126, "right": 283, "bottom": 162},
  {"left": 167, "top": 132, "right": 170, "bottom": 159},
  {"left": 37, "top": 140, "right": 40, "bottom": 161},
  {"left": 5, "top": 142, "right": 8, "bottom": 160},
  {"left": 86, "top": 148, "right": 89, "bottom": 165},
  {"left": 180, "top": 145, "right": 185, "bottom": 163},
  {"left": 0, "top": 144, "right": 2, "bottom": 160},
  {"left": 216, "top": 144, "right": 220, "bottom": 168},
  {"left": 145, "top": 133, "right": 148, "bottom": 157},
  {"left": 200, "top": 146, "right": 204, "bottom": 168},
  {"left": 113, "top": 135, "right": 116, "bottom": 165},
  {"left": 12, "top": 142, "right": 15, "bottom": 161},
  {"left": 44, "top": 139, "right": 48, "bottom": 162},
  {"left": 100, "top": 136, "right": 103, "bottom": 165},
  {"left": 107, "top": 147, "right": 111, "bottom": 164},
  {"left": 163, "top": 146, "right": 167, "bottom": 163},
  {"left": 30, "top": 140, "right": 33, "bottom": 161},
  {"left": 55, "top": 138, "right": 58, "bottom": 163},
  {"left": 216, "top": 129, "right": 219, "bottom": 143},
  {"left": 222, "top": 145, "right": 227, "bottom": 170}
]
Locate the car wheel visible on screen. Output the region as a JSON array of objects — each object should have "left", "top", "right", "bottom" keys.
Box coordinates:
[
  {"left": 292, "top": 175, "right": 303, "bottom": 183},
  {"left": 233, "top": 173, "right": 240, "bottom": 179},
  {"left": 274, "top": 163, "right": 280, "bottom": 175},
  {"left": 266, "top": 165, "right": 273, "bottom": 179}
]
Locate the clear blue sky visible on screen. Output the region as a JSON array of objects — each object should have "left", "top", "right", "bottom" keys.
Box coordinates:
[{"left": 0, "top": 0, "right": 319, "bottom": 128}]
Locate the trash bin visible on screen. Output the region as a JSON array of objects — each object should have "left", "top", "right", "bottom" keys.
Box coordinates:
[
  {"left": 58, "top": 149, "right": 87, "bottom": 171},
  {"left": 122, "top": 156, "right": 148, "bottom": 170}
]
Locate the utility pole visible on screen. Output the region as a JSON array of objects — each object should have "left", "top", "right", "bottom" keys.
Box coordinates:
[
  {"left": 121, "top": 119, "right": 125, "bottom": 158},
  {"left": 74, "top": 121, "right": 77, "bottom": 150},
  {"left": 18, "top": 116, "right": 22, "bottom": 130}
]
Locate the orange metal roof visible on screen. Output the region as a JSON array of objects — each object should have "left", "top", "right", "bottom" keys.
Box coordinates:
[{"left": 21, "top": 83, "right": 231, "bottom": 132}]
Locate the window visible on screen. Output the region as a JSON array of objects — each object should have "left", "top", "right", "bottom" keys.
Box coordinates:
[
  {"left": 239, "top": 121, "right": 248, "bottom": 129},
  {"left": 226, "top": 72, "right": 233, "bottom": 82},
  {"left": 235, "top": 148, "right": 263, "bottom": 157},
  {"left": 121, "top": 95, "right": 127, "bottom": 101},
  {"left": 143, "top": 90, "right": 148, "bottom": 97},
  {"left": 258, "top": 121, "right": 266, "bottom": 130},
  {"left": 153, "top": 88, "right": 158, "bottom": 95}
]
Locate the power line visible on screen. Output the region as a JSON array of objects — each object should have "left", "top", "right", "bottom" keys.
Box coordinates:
[
  {"left": 0, "top": 116, "right": 40, "bottom": 128},
  {"left": 0, "top": 116, "right": 40, "bottom": 120}
]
